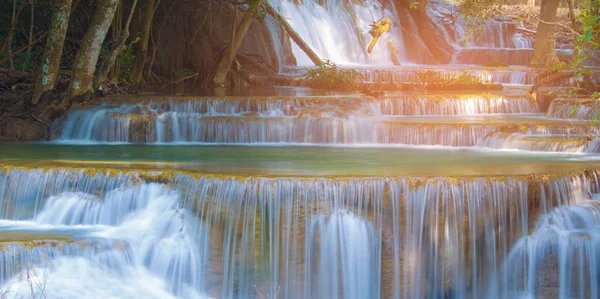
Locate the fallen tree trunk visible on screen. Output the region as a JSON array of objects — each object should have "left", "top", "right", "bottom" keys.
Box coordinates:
[
  {"left": 529, "top": 69, "right": 597, "bottom": 97},
  {"left": 517, "top": 27, "right": 536, "bottom": 34},
  {"left": 531, "top": 70, "right": 573, "bottom": 92},
  {"left": 263, "top": 2, "right": 323, "bottom": 66}
]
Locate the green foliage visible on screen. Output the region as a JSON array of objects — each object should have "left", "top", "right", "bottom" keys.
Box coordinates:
[
  {"left": 570, "top": 106, "right": 577, "bottom": 116},
  {"left": 458, "top": 0, "right": 502, "bottom": 19},
  {"left": 551, "top": 61, "right": 568, "bottom": 72},
  {"left": 567, "top": 93, "right": 600, "bottom": 122},
  {"left": 303, "top": 60, "right": 363, "bottom": 89},
  {"left": 0, "top": 0, "right": 43, "bottom": 72},
  {"left": 572, "top": 5, "right": 600, "bottom": 69},
  {"left": 256, "top": 7, "right": 267, "bottom": 23},
  {"left": 456, "top": 0, "right": 503, "bottom": 45},
  {"left": 98, "top": 40, "right": 138, "bottom": 81},
  {"left": 409, "top": 2, "right": 420, "bottom": 10},
  {"left": 0, "top": 35, "right": 38, "bottom": 72},
  {"left": 592, "top": 95, "right": 600, "bottom": 122},
  {"left": 116, "top": 43, "right": 136, "bottom": 78}
]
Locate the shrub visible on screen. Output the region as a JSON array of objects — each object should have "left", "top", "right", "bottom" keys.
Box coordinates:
[{"left": 303, "top": 60, "right": 363, "bottom": 90}]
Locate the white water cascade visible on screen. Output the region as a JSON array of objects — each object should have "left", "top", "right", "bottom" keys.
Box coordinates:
[
  {"left": 0, "top": 183, "right": 208, "bottom": 298},
  {"left": 267, "top": 0, "right": 534, "bottom": 66},
  {"left": 306, "top": 211, "right": 380, "bottom": 299},
  {"left": 500, "top": 196, "right": 600, "bottom": 298},
  {"left": 269, "top": 0, "right": 407, "bottom": 65},
  {"left": 2, "top": 168, "right": 600, "bottom": 298},
  {"left": 53, "top": 96, "right": 542, "bottom": 144}
]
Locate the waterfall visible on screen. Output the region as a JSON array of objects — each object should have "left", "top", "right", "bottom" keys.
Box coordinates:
[
  {"left": 547, "top": 97, "right": 600, "bottom": 120},
  {"left": 358, "top": 68, "right": 538, "bottom": 84},
  {"left": 266, "top": 0, "right": 533, "bottom": 66},
  {"left": 480, "top": 133, "right": 596, "bottom": 153},
  {"left": 306, "top": 210, "right": 380, "bottom": 299},
  {"left": 1, "top": 180, "right": 208, "bottom": 298},
  {"left": 1, "top": 167, "right": 599, "bottom": 298},
  {"left": 53, "top": 96, "right": 541, "bottom": 144},
  {"left": 500, "top": 198, "right": 600, "bottom": 298},
  {"left": 268, "top": 0, "right": 406, "bottom": 65}
]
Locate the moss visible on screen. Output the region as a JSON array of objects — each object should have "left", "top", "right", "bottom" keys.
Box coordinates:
[{"left": 482, "top": 62, "right": 509, "bottom": 67}]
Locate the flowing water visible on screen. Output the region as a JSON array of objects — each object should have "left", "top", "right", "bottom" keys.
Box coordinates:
[
  {"left": 269, "top": 0, "right": 408, "bottom": 65},
  {"left": 2, "top": 1, "right": 600, "bottom": 297},
  {"left": 3, "top": 84, "right": 600, "bottom": 298},
  {"left": 267, "top": 0, "right": 534, "bottom": 66}
]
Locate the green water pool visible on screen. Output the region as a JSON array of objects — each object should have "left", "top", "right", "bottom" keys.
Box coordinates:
[{"left": 1, "top": 143, "right": 599, "bottom": 177}]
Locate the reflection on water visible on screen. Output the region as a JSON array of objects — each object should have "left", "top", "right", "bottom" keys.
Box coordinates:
[{"left": 2, "top": 143, "right": 600, "bottom": 177}]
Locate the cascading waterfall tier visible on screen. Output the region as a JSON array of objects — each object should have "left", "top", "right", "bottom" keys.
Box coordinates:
[
  {"left": 501, "top": 198, "right": 600, "bottom": 298},
  {"left": 474, "top": 95, "right": 600, "bottom": 153},
  {"left": 268, "top": 0, "right": 408, "bottom": 65},
  {"left": 547, "top": 97, "right": 600, "bottom": 120},
  {"left": 1, "top": 167, "right": 599, "bottom": 298},
  {"left": 52, "top": 95, "right": 551, "bottom": 145},
  {"left": 480, "top": 133, "right": 600, "bottom": 153},
  {"left": 267, "top": 0, "right": 532, "bottom": 66},
  {"left": 357, "top": 67, "right": 539, "bottom": 85}
]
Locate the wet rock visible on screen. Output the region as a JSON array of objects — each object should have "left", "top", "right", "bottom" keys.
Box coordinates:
[
  {"left": 154, "top": 0, "right": 290, "bottom": 86},
  {"left": 455, "top": 48, "right": 533, "bottom": 66},
  {"left": 396, "top": 3, "right": 454, "bottom": 64},
  {"left": 0, "top": 118, "right": 48, "bottom": 141}
]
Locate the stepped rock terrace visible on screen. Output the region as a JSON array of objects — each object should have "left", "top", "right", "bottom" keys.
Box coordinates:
[
  {"left": 51, "top": 94, "right": 600, "bottom": 149},
  {"left": 335, "top": 66, "right": 540, "bottom": 85},
  {"left": 1, "top": 157, "right": 600, "bottom": 298},
  {"left": 3, "top": 0, "right": 600, "bottom": 296},
  {"left": 4, "top": 76, "right": 600, "bottom": 297}
]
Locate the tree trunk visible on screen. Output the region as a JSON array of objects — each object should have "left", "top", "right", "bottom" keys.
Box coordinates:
[
  {"left": 31, "top": 0, "right": 72, "bottom": 105},
  {"left": 65, "top": 0, "right": 119, "bottom": 104},
  {"left": 0, "top": 0, "right": 26, "bottom": 58},
  {"left": 130, "top": 0, "right": 155, "bottom": 84},
  {"left": 7, "top": 0, "right": 17, "bottom": 69},
  {"left": 95, "top": 0, "right": 139, "bottom": 89},
  {"left": 263, "top": 2, "right": 323, "bottom": 66},
  {"left": 565, "top": 0, "right": 580, "bottom": 65},
  {"left": 143, "top": 0, "right": 162, "bottom": 81},
  {"left": 211, "top": 0, "right": 263, "bottom": 88},
  {"left": 25, "top": 0, "right": 35, "bottom": 68},
  {"left": 529, "top": 0, "right": 560, "bottom": 67}
]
